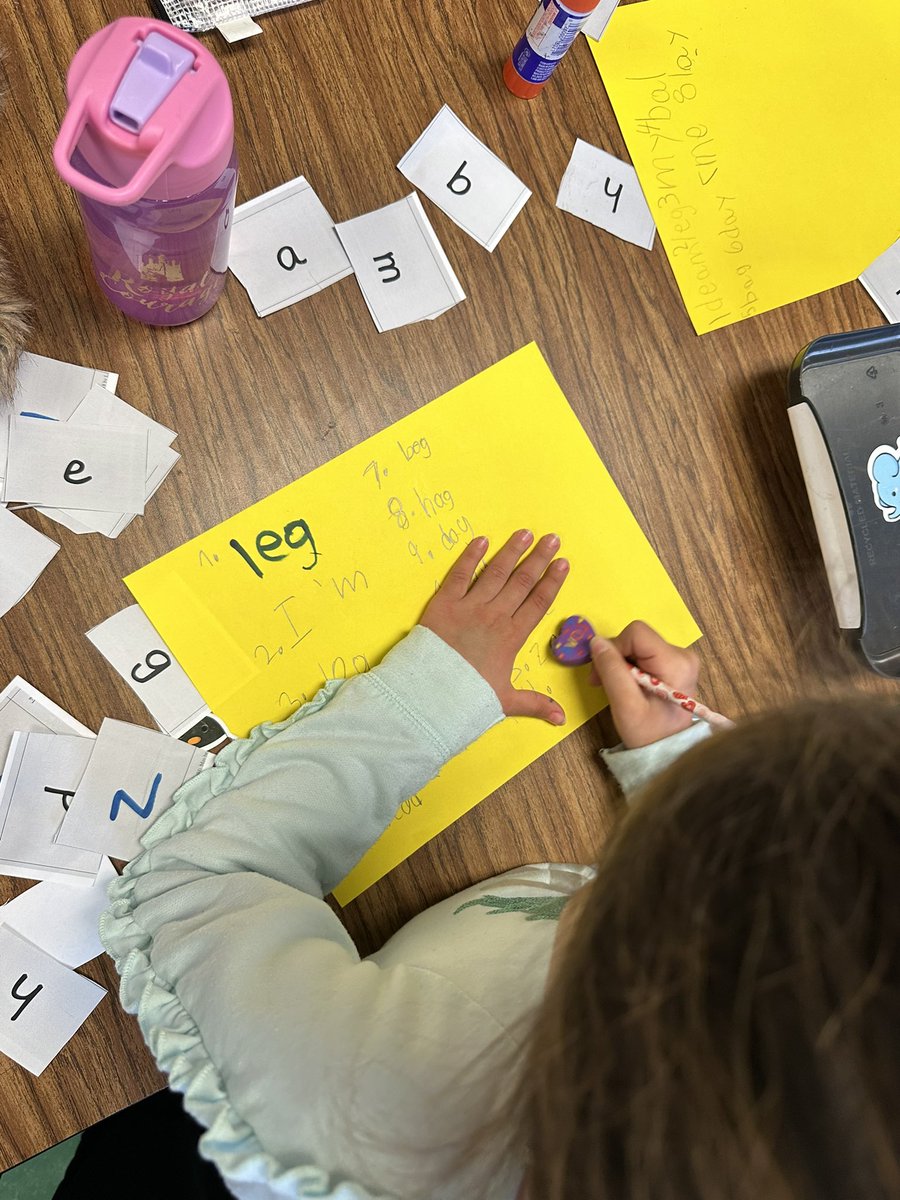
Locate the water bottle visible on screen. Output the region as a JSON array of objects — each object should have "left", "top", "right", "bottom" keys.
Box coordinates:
[{"left": 54, "top": 17, "right": 237, "bottom": 327}]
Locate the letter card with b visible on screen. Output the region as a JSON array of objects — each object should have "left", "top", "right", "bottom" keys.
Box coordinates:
[{"left": 124, "top": 344, "right": 701, "bottom": 903}]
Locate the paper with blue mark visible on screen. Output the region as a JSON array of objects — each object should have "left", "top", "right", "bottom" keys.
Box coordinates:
[{"left": 55, "top": 718, "right": 209, "bottom": 860}]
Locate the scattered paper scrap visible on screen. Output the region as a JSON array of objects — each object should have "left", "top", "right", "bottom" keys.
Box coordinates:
[
  {"left": 0, "top": 508, "right": 59, "bottom": 620},
  {"left": 14, "top": 352, "right": 117, "bottom": 420},
  {"left": 217, "top": 14, "right": 262, "bottom": 42},
  {"left": 86, "top": 605, "right": 210, "bottom": 736},
  {"left": 859, "top": 237, "right": 900, "bottom": 322},
  {"left": 3, "top": 417, "right": 148, "bottom": 514},
  {"left": 590, "top": 0, "right": 900, "bottom": 332},
  {"left": 56, "top": 718, "right": 209, "bottom": 860},
  {"left": 123, "top": 342, "right": 701, "bottom": 904},
  {"left": 0, "top": 678, "right": 93, "bottom": 770},
  {"left": 582, "top": 0, "right": 620, "bottom": 40},
  {"left": 230, "top": 176, "right": 354, "bottom": 317},
  {"left": 556, "top": 139, "right": 655, "bottom": 250},
  {"left": 0, "top": 858, "right": 117, "bottom": 968},
  {"left": 397, "top": 105, "right": 531, "bottom": 252},
  {"left": 0, "top": 926, "right": 105, "bottom": 1075},
  {"left": 335, "top": 193, "right": 465, "bottom": 332},
  {"left": 0, "top": 733, "right": 101, "bottom": 885}
]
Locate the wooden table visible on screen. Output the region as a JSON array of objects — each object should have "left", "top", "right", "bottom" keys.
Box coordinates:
[{"left": 0, "top": 0, "right": 893, "bottom": 1171}]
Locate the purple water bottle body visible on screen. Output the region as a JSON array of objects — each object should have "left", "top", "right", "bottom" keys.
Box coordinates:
[
  {"left": 54, "top": 19, "right": 237, "bottom": 327},
  {"left": 73, "top": 147, "right": 238, "bottom": 327}
]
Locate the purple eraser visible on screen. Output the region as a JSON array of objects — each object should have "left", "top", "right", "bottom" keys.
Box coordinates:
[{"left": 550, "top": 615, "right": 596, "bottom": 665}]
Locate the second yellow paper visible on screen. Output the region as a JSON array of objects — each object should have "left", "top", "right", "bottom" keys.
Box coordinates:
[
  {"left": 126, "top": 345, "right": 700, "bottom": 902},
  {"left": 591, "top": 0, "right": 900, "bottom": 332}
]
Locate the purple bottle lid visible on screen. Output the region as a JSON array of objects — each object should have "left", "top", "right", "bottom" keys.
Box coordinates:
[{"left": 109, "top": 32, "right": 195, "bottom": 135}]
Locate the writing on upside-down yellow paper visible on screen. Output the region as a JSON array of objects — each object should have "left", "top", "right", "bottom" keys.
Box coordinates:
[
  {"left": 126, "top": 344, "right": 700, "bottom": 903},
  {"left": 591, "top": 0, "right": 900, "bottom": 332}
]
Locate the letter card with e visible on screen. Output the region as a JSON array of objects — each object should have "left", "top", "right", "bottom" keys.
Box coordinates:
[{"left": 125, "top": 344, "right": 700, "bottom": 903}]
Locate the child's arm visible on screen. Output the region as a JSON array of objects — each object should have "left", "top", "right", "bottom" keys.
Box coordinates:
[
  {"left": 590, "top": 621, "right": 713, "bottom": 796},
  {"left": 100, "top": 531, "right": 568, "bottom": 1198}
]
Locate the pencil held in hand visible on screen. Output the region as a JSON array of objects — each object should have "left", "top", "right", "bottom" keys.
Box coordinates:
[{"left": 629, "top": 667, "right": 734, "bottom": 730}]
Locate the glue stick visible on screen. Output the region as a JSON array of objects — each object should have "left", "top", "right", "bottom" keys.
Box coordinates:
[{"left": 503, "top": 0, "right": 601, "bottom": 99}]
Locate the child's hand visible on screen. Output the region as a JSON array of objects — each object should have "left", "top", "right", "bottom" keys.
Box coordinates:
[
  {"left": 421, "top": 530, "right": 569, "bottom": 725},
  {"left": 589, "top": 621, "right": 700, "bottom": 748}
]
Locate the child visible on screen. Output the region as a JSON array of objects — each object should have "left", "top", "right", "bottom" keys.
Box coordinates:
[{"left": 99, "top": 530, "right": 898, "bottom": 1200}]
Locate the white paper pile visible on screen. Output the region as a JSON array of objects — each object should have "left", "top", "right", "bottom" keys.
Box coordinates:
[
  {"left": 0, "top": 732, "right": 101, "bottom": 885},
  {"left": 0, "top": 678, "right": 210, "bottom": 1074},
  {"left": 0, "top": 678, "right": 110, "bottom": 1074},
  {"left": 2, "top": 383, "right": 179, "bottom": 538},
  {"left": 0, "top": 353, "right": 181, "bottom": 619}
]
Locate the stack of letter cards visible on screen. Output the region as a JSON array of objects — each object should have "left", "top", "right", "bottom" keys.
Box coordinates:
[
  {"left": 0, "top": 352, "right": 181, "bottom": 619},
  {"left": 0, "top": 676, "right": 209, "bottom": 1074}
]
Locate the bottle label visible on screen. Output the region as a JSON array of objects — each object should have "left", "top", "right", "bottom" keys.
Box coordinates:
[{"left": 511, "top": 1, "right": 593, "bottom": 83}]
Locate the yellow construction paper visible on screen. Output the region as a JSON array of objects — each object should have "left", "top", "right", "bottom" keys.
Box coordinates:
[
  {"left": 125, "top": 345, "right": 700, "bottom": 903},
  {"left": 590, "top": 0, "right": 900, "bottom": 332}
]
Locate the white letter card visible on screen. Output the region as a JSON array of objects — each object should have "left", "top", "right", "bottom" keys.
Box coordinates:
[
  {"left": 0, "top": 508, "right": 59, "bottom": 620},
  {"left": 0, "top": 733, "right": 101, "bottom": 885},
  {"left": 86, "top": 605, "right": 208, "bottom": 736},
  {"left": 3, "top": 418, "right": 148, "bottom": 513},
  {"left": 229, "top": 176, "right": 354, "bottom": 317},
  {"left": 0, "top": 678, "right": 93, "bottom": 772},
  {"left": 397, "top": 105, "right": 531, "bottom": 252},
  {"left": 0, "top": 926, "right": 106, "bottom": 1075},
  {"left": 556, "top": 139, "right": 656, "bottom": 250},
  {"left": 335, "top": 194, "right": 465, "bottom": 332},
  {"left": 56, "top": 719, "right": 209, "bottom": 860}
]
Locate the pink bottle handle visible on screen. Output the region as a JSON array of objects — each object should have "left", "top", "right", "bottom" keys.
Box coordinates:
[{"left": 53, "top": 89, "right": 178, "bottom": 206}]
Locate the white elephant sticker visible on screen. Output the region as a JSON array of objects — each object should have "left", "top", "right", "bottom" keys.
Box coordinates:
[{"left": 867, "top": 437, "right": 900, "bottom": 522}]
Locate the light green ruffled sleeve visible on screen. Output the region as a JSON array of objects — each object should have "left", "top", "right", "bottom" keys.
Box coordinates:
[
  {"left": 599, "top": 722, "right": 713, "bottom": 797},
  {"left": 100, "top": 625, "right": 504, "bottom": 1200}
]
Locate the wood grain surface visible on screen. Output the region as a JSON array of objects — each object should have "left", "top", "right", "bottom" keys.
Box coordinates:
[{"left": 0, "top": 0, "right": 893, "bottom": 1169}]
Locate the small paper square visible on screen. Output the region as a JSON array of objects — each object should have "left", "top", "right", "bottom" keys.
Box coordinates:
[
  {"left": 218, "top": 14, "right": 262, "bottom": 42},
  {"left": 0, "top": 926, "right": 105, "bottom": 1075},
  {"left": 0, "top": 677, "right": 93, "bottom": 771},
  {"left": 86, "top": 605, "right": 208, "bottom": 735},
  {"left": 0, "top": 508, "right": 59, "bottom": 619},
  {"left": 0, "top": 858, "right": 118, "bottom": 968},
  {"left": 230, "top": 176, "right": 353, "bottom": 317},
  {"left": 0, "top": 732, "right": 101, "bottom": 885},
  {"left": 335, "top": 194, "right": 465, "bottom": 332},
  {"left": 581, "top": 0, "right": 621, "bottom": 40},
  {"left": 397, "top": 105, "right": 531, "bottom": 252},
  {"left": 859, "top": 237, "right": 900, "bottom": 322},
  {"left": 14, "top": 352, "right": 117, "bottom": 421},
  {"left": 3, "top": 417, "right": 149, "bottom": 513},
  {"left": 56, "top": 718, "right": 209, "bottom": 860},
  {"left": 556, "top": 139, "right": 656, "bottom": 250}
]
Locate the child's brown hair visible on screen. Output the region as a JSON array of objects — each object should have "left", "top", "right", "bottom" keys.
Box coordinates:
[{"left": 521, "top": 698, "right": 900, "bottom": 1199}]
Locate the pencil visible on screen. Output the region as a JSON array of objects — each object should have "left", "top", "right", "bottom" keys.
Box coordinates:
[{"left": 629, "top": 667, "right": 735, "bottom": 731}]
